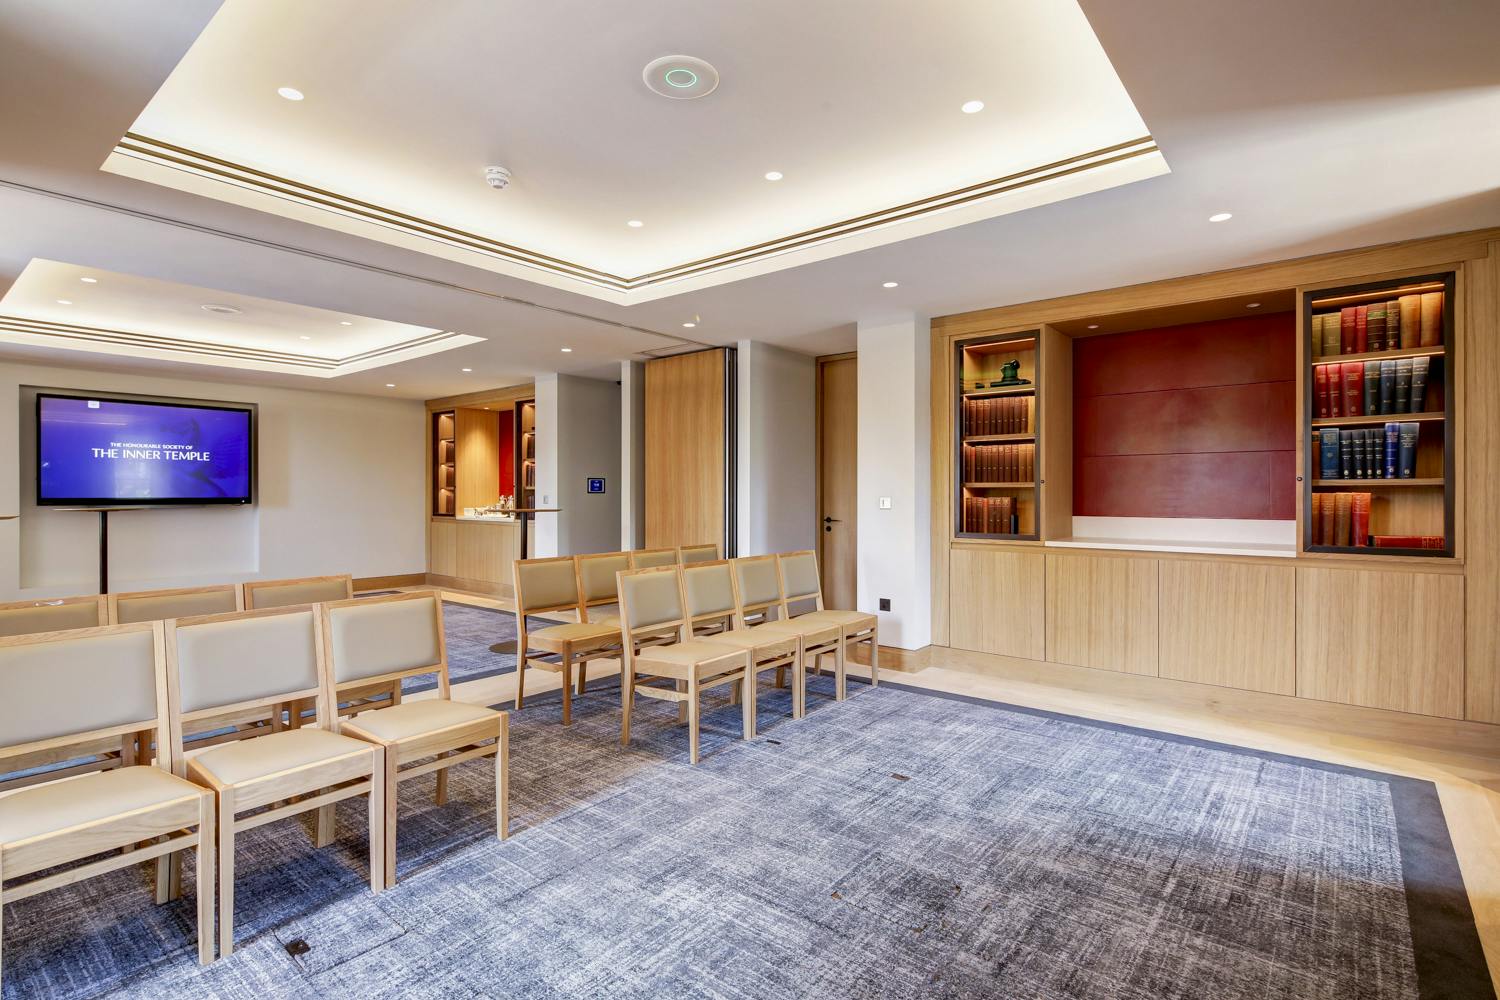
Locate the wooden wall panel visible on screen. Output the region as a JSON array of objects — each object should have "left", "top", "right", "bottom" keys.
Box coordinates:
[
  {"left": 1296, "top": 566, "right": 1464, "bottom": 718},
  {"left": 1039, "top": 326, "right": 1073, "bottom": 540},
  {"left": 1045, "top": 553, "right": 1158, "bottom": 674},
  {"left": 429, "top": 519, "right": 457, "bottom": 578},
  {"left": 645, "top": 349, "right": 726, "bottom": 550},
  {"left": 454, "top": 407, "right": 501, "bottom": 512},
  {"left": 1466, "top": 245, "right": 1500, "bottom": 722},
  {"left": 455, "top": 522, "right": 518, "bottom": 590},
  {"left": 1159, "top": 560, "right": 1294, "bottom": 695},
  {"left": 948, "top": 548, "right": 1046, "bottom": 660}
]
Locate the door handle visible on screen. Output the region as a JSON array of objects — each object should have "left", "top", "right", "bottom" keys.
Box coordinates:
[{"left": 823, "top": 516, "right": 841, "bottom": 523}]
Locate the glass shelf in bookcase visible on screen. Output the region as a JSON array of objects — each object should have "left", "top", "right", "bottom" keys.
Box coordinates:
[
  {"left": 1301, "top": 271, "right": 1455, "bottom": 557},
  {"left": 955, "top": 331, "right": 1041, "bottom": 540}
]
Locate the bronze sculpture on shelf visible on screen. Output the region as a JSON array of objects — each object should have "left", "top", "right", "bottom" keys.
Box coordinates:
[{"left": 993, "top": 359, "right": 1031, "bottom": 387}]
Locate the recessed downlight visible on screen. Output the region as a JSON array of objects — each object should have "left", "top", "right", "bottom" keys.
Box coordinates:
[
  {"left": 961, "top": 100, "right": 985, "bottom": 114},
  {"left": 764, "top": 171, "right": 783, "bottom": 181},
  {"left": 277, "top": 86, "right": 305, "bottom": 101},
  {"left": 55, "top": 299, "right": 72, "bottom": 305},
  {"left": 1246, "top": 302, "right": 1262, "bottom": 309},
  {"left": 626, "top": 219, "right": 644, "bottom": 228},
  {"left": 643, "top": 55, "right": 720, "bottom": 100},
  {"left": 79, "top": 276, "right": 98, "bottom": 283},
  {"left": 201, "top": 303, "right": 243, "bottom": 315},
  {"left": 560, "top": 347, "right": 573, "bottom": 353},
  {"left": 882, "top": 281, "right": 899, "bottom": 289},
  {"left": 339, "top": 320, "right": 353, "bottom": 326},
  {"left": 1209, "top": 212, "right": 1233, "bottom": 223},
  {"left": 682, "top": 322, "right": 696, "bottom": 328},
  {"left": 385, "top": 383, "right": 396, "bottom": 388},
  {"left": 462, "top": 368, "right": 473, "bottom": 373},
  {"left": 299, "top": 335, "right": 312, "bottom": 341},
  {"left": 1087, "top": 324, "right": 1100, "bottom": 330}
]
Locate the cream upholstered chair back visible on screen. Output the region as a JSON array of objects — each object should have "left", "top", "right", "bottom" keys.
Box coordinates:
[
  {"left": 576, "top": 552, "right": 630, "bottom": 605},
  {"left": 629, "top": 547, "right": 678, "bottom": 570},
  {"left": 0, "top": 622, "right": 164, "bottom": 756},
  {"left": 168, "top": 607, "right": 325, "bottom": 719},
  {"left": 617, "top": 566, "right": 686, "bottom": 635},
  {"left": 678, "top": 543, "right": 720, "bottom": 565},
  {"left": 322, "top": 591, "right": 446, "bottom": 693},
  {"left": 0, "top": 594, "right": 107, "bottom": 638},
  {"left": 680, "top": 561, "right": 738, "bottom": 624},
  {"left": 732, "top": 555, "right": 784, "bottom": 621},
  {"left": 777, "top": 551, "right": 824, "bottom": 607},
  {"left": 514, "top": 556, "right": 582, "bottom": 615},
  {"left": 243, "top": 574, "right": 353, "bottom": 610},
  {"left": 109, "top": 584, "right": 242, "bottom": 625}
]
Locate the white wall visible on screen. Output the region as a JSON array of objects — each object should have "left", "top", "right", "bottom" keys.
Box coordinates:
[
  {"left": 1, "top": 360, "right": 425, "bottom": 599},
  {"left": 736, "top": 340, "right": 817, "bottom": 557},
  {"left": 533, "top": 373, "right": 622, "bottom": 556},
  {"left": 619, "top": 359, "right": 645, "bottom": 550},
  {"left": 855, "top": 315, "right": 932, "bottom": 649}
]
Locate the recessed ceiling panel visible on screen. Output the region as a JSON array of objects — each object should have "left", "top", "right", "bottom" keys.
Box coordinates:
[{"left": 102, "top": 0, "right": 1166, "bottom": 302}]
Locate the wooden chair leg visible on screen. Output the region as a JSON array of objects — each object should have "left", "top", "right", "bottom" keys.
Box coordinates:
[
  {"left": 729, "top": 676, "right": 741, "bottom": 706},
  {"left": 868, "top": 632, "right": 880, "bottom": 687},
  {"left": 742, "top": 667, "right": 756, "bottom": 739},
  {"left": 514, "top": 626, "right": 528, "bottom": 710},
  {"left": 687, "top": 674, "right": 701, "bottom": 765},
  {"left": 435, "top": 755, "right": 449, "bottom": 805},
  {"left": 381, "top": 746, "right": 399, "bottom": 888},
  {"left": 495, "top": 714, "right": 510, "bottom": 840},
  {"left": 217, "top": 788, "right": 236, "bottom": 958},
  {"left": 835, "top": 641, "right": 848, "bottom": 701},
  {"left": 793, "top": 648, "right": 807, "bottom": 719},
  {"left": 560, "top": 653, "right": 574, "bottom": 726},
  {"left": 577, "top": 661, "right": 588, "bottom": 696},
  {"left": 677, "top": 679, "right": 688, "bottom": 724},
  {"left": 620, "top": 664, "right": 634, "bottom": 746},
  {"left": 370, "top": 745, "right": 388, "bottom": 893},
  {"left": 314, "top": 800, "right": 336, "bottom": 847},
  {"left": 196, "top": 793, "right": 216, "bottom": 966},
  {"left": 774, "top": 665, "right": 786, "bottom": 689}
]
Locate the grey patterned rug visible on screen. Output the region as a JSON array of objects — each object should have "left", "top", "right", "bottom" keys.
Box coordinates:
[
  {"left": 403, "top": 600, "right": 518, "bottom": 695},
  {"left": 2, "top": 675, "right": 1491, "bottom": 1000}
]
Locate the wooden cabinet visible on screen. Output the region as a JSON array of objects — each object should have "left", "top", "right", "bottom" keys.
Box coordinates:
[
  {"left": 1159, "top": 560, "right": 1295, "bottom": 695},
  {"left": 1045, "top": 553, "right": 1157, "bottom": 674},
  {"left": 948, "top": 547, "right": 1045, "bottom": 660},
  {"left": 455, "top": 521, "right": 517, "bottom": 589},
  {"left": 429, "top": 519, "right": 457, "bottom": 578},
  {"left": 1295, "top": 566, "right": 1464, "bottom": 718},
  {"left": 645, "top": 349, "right": 728, "bottom": 549},
  {"left": 455, "top": 408, "right": 501, "bottom": 512}
]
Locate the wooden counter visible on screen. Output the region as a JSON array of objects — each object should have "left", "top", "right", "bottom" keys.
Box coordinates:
[{"left": 427, "top": 516, "right": 522, "bottom": 597}]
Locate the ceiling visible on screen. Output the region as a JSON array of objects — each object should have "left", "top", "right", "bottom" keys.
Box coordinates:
[{"left": 1, "top": 0, "right": 1497, "bottom": 400}]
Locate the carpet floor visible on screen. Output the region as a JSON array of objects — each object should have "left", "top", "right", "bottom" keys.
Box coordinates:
[
  {"left": 1, "top": 675, "right": 1491, "bottom": 1000},
  {"left": 403, "top": 600, "right": 520, "bottom": 694}
]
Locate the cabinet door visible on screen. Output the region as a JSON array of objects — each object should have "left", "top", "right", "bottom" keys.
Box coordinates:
[
  {"left": 1160, "top": 560, "right": 1294, "bottom": 694},
  {"left": 429, "top": 520, "right": 457, "bottom": 577},
  {"left": 949, "top": 548, "right": 1045, "bottom": 660},
  {"left": 1045, "top": 553, "right": 1157, "bottom": 674},
  {"left": 1296, "top": 567, "right": 1464, "bottom": 718}
]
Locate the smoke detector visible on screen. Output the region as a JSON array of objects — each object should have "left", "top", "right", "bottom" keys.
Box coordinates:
[
  {"left": 643, "top": 56, "right": 719, "bottom": 100},
  {"left": 484, "top": 165, "right": 512, "bottom": 190}
]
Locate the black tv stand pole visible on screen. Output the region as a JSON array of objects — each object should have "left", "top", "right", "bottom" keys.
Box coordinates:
[{"left": 98, "top": 509, "right": 109, "bottom": 594}]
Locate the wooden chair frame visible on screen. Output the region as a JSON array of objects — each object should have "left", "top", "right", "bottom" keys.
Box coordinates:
[
  {"left": 513, "top": 556, "right": 622, "bottom": 725},
  {"left": 627, "top": 547, "right": 678, "bottom": 569},
  {"left": 677, "top": 543, "right": 721, "bottom": 565},
  {"left": 617, "top": 565, "right": 751, "bottom": 765},
  {"left": 241, "top": 574, "right": 354, "bottom": 610},
  {"left": 776, "top": 550, "right": 879, "bottom": 699},
  {"left": 574, "top": 550, "right": 631, "bottom": 626},
  {"left": 166, "top": 606, "right": 384, "bottom": 958},
  {"left": 731, "top": 555, "right": 846, "bottom": 701},
  {"left": 0, "top": 593, "right": 107, "bottom": 638},
  {"left": 682, "top": 560, "right": 805, "bottom": 726},
  {"left": 106, "top": 583, "right": 244, "bottom": 625},
  {"left": 322, "top": 592, "right": 509, "bottom": 886},
  {"left": 0, "top": 621, "right": 215, "bottom": 981}
]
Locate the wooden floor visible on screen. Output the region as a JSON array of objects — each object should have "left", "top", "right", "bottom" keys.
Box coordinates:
[{"left": 412, "top": 586, "right": 1500, "bottom": 993}]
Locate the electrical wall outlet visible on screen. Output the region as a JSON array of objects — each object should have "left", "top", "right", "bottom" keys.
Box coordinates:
[
  {"left": 878, "top": 598, "right": 891, "bottom": 611},
  {"left": 878, "top": 496, "right": 893, "bottom": 509}
]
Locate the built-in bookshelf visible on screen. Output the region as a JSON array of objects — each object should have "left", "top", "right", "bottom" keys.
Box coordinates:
[
  {"left": 515, "top": 398, "right": 536, "bottom": 508},
  {"left": 955, "top": 332, "right": 1040, "bottom": 539},
  {"left": 433, "top": 410, "right": 456, "bottom": 516},
  {"left": 1302, "top": 271, "right": 1455, "bottom": 557}
]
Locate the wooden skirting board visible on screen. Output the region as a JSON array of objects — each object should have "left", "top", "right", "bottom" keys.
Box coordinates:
[
  {"left": 426, "top": 573, "right": 513, "bottom": 599},
  {"left": 921, "top": 642, "right": 1499, "bottom": 761},
  {"left": 848, "top": 644, "right": 930, "bottom": 673},
  {"left": 353, "top": 574, "right": 427, "bottom": 592}
]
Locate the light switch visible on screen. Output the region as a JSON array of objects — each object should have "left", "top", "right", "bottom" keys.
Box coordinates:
[{"left": 878, "top": 497, "right": 892, "bottom": 510}]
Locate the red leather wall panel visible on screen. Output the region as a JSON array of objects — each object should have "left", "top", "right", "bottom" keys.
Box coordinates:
[
  {"left": 497, "top": 409, "right": 515, "bottom": 496},
  {"left": 1073, "top": 313, "right": 1296, "bottom": 519}
]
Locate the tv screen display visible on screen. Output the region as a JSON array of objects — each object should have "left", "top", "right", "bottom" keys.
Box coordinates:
[{"left": 36, "top": 393, "right": 255, "bottom": 506}]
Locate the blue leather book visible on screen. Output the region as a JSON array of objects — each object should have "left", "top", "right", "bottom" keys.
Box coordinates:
[
  {"left": 1320, "top": 427, "right": 1341, "bottom": 480},
  {"left": 1398, "top": 422, "right": 1420, "bottom": 478},
  {"left": 1394, "top": 357, "right": 1413, "bottom": 412},
  {"left": 1409, "top": 356, "right": 1430, "bottom": 412},
  {"left": 1362, "top": 362, "right": 1380, "bottom": 415},
  {"left": 1340, "top": 430, "right": 1354, "bottom": 479},
  {"left": 1384, "top": 422, "right": 1399, "bottom": 479},
  {"left": 1379, "top": 360, "right": 1396, "bottom": 414}
]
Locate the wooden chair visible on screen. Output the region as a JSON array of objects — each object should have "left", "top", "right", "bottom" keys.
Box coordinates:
[
  {"left": 731, "top": 555, "right": 846, "bottom": 700},
  {"left": 512, "top": 557, "right": 622, "bottom": 725},
  {"left": 681, "top": 560, "right": 804, "bottom": 726},
  {"left": 0, "top": 593, "right": 107, "bottom": 638},
  {"left": 242, "top": 574, "right": 353, "bottom": 610},
  {"left": 677, "top": 543, "right": 721, "bottom": 565},
  {"left": 322, "top": 592, "right": 508, "bottom": 886},
  {"left": 0, "top": 622, "right": 215, "bottom": 982},
  {"left": 617, "top": 565, "right": 751, "bottom": 764},
  {"left": 574, "top": 551, "right": 631, "bottom": 626},
  {"left": 776, "top": 550, "right": 879, "bottom": 698},
  {"left": 108, "top": 584, "right": 243, "bottom": 624},
  {"left": 166, "top": 606, "right": 384, "bottom": 957},
  {"left": 628, "top": 547, "right": 678, "bottom": 569}
]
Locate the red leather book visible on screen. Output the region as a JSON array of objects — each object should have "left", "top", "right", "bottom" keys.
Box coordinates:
[
  {"left": 1340, "top": 307, "right": 1356, "bottom": 353},
  {"left": 1371, "top": 535, "right": 1445, "bottom": 549},
  {"left": 1350, "top": 492, "right": 1371, "bottom": 546},
  {"left": 1328, "top": 365, "right": 1342, "bottom": 417},
  {"left": 1310, "top": 492, "right": 1325, "bottom": 545},
  {"left": 1354, "top": 305, "right": 1368, "bottom": 353},
  {"left": 1318, "top": 493, "right": 1336, "bottom": 544},
  {"left": 1341, "top": 362, "right": 1363, "bottom": 416},
  {"left": 1314, "top": 365, "right": 1331, "bottom": 418}
]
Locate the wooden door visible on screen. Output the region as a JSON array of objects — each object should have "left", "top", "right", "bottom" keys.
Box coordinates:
[
  {"left": 645, "top": 349, "right": 726, "bottom": 549},
  {"left": 818, "top": 356, "right": 857, "bottom": 609}
]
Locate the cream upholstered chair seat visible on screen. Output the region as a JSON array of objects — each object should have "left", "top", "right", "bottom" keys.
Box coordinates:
[
  {"left": 192, "top": 728, "right": 373, "bottom": 787},
  {"left": 339, "top": 699, "right": 496, "bottom": 742},
  {"left": 0, "top": 766, "right": 201, "bottom": 843},
  {"left": 627, "top": 637, "right": 746, "bottom": 669},
  {"left": 692, "top": 627, "right": 798, "bottom": 659},
  {"left": 528, "top": 620, "right": 620, "bottom": 645},
  {"left": 784, "top": 608, "right": 877, "bottom": 633}
]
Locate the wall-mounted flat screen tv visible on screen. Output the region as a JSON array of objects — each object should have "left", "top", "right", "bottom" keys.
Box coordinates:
[{"left": 36, "top": 392, "right": 255, "bottom": 507}]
